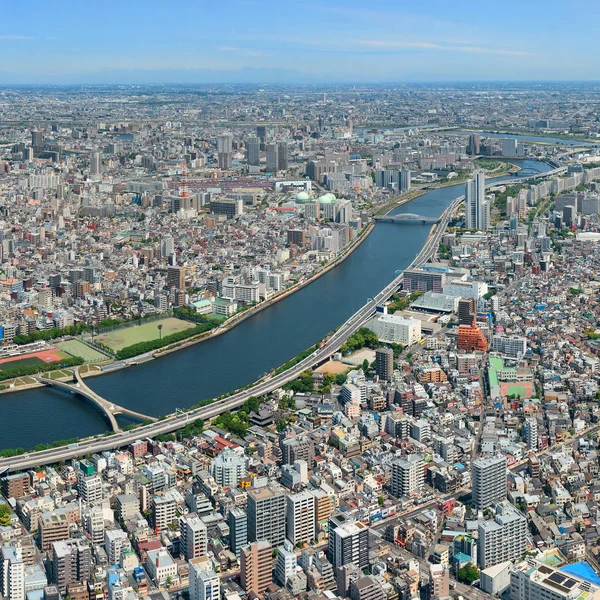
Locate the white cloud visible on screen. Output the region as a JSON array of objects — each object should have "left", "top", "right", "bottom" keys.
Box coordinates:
[
  {"left": 217, "top": 45, "right": 269, "bottom": 57},
  {"left": 356, "top": 39, "right": 531, "bottom": 56},
  {"left": 0, "top": 35, "right": 34, "bottom": 40}
]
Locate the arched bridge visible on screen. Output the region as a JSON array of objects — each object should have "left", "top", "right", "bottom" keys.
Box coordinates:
[
  {"left": 375, "top": 213, "right": 439, "bottom": 224},
  {"left": 37, "top": 368, "right": 157, "bottom": 433}
]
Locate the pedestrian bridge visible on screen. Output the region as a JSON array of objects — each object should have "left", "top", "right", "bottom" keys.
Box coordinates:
[
  {"left": 37, "top": 368, "right": 157, "bottom": 432},
  {"left": 375, "top": 213, "right": 439, "bottom": 224}
]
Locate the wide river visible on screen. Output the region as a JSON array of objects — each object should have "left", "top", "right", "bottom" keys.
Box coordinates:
[{"left": 0, "top": 159, "right": 552, "bottom": 450}]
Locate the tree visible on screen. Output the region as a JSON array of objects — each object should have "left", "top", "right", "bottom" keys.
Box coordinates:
[
  {"left": 378, "top": 496, "right": 385, "bottom": 506},
  {"left": 457, "top": 563, "right": 479, "bottom": 585},
  {"left": 0, "top": 504, "right": 11, "bottom": 527}
]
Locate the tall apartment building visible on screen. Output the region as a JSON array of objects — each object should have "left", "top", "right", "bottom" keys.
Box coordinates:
[
  {"left": 510, "top": 559, "right": 600, "bottom": 600},
  {"left": 104, "top": 529, "right": 128, "bottom": 565},
  {"left": 189, "top": 557, "right": 220, "bottom": 600},
  {"left": 472, "top": 455, "right": 507, "bottom": 510},
  {"left": 266, "top": 143, "right": 279, "bottom": 172},
  {"left": 39, "top": 512, "right": 70, "bottom": 551},
  {"left": 84, "top": 506, "right": 104, "bottom": 546},
  {"left": 524, "top": 417, "right": 539, "bottom": 451},
  {"left": 280, "top": 436, "right": 315, "bottom": 469},
  {"left": 116, "top": 494, "right": 139, "bottom": 523},
  {"left": 458, "top": 297, "right": 477, "bottom": 326},
  {"left": 478, "top": 503, "right": 527, "bottom": 569},
  {"left": 240, "top": 541, "right": 272, "bottom": 595},
  {"left": 0, "top": 545, "right": 24, "bottom": 600},
  {"left": 312, "top": 489, "right": 333, "bottom": 526},
  {"left": 167, "top": 266, "right": 185, "bottom": 290},
  {"left": 391, "top": 454, "right": 424, "bottom": 498},
  {"left": 152, "top": 491, "right": 177, "bottom": 531},
  {"left": 275, "top": 540, "right": 296, "bottom": 586},
  {"left": 465, "top": 169, "right": 490, "bottom": 230},
  {"left": 286, "top": 490, "right": 316, "bottom": 546},
  {"left": 77, "top": 474, "right": 103, "bottom": 504},
  {"left": 217, "top": 135, "right": 233, "bottom": 170},
  {"left": 328, "top": 515, "right": 369, "bottom": 570},
  {"left": 277, "top": 141, "right": 289, "bottom": 170},
  {"left": 51, "top": 540, "right": 91, "bottom": 594},
  {"left": 90, "top": 151, "right": 101, "bottom": 176},
  {"left": 1, "top": 474, "right": 30, "bottom": 499},
  {"left": 228, "top": 508, "right": 247, "bottom": 557},
  {"left": 180, "top": 514, "right": 208, "bottom": 560},
  {"left": 375, "top": 347, "right": 394, "bottom": 381},
  {"left": 247, "top": 487, "right": 286, "bottom": 547},
  {"left": 246, "top": 137, "right": 261, "bottom": 167},
  {"left": 210, "top": 449, "right": 247, "bottom": 488}
]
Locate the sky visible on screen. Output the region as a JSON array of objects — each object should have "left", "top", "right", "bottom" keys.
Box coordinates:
[{"left": 1, "top": 0, "right": 599, "bottom": 83}]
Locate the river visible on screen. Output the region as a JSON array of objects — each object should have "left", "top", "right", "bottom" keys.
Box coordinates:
[
  {"left": 450, "top": 130, "right": 599, "bottom": 148},
  {"left": 0, "top": 159, "right": 552, "bottom": 450}
]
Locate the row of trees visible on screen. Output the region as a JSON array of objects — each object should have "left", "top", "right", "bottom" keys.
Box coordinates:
[
  {"left": 115, "top": 318, "right": 221, "bottom": 360},
  {"left": 12, "top": 317, "right": 137, "bottom": 345}
]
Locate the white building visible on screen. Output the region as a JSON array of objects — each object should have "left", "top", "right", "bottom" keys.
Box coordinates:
[
  {"left": 275, "top": 540, "right": 297, "bottom": 586},
  {"left": 478, "top": 503, "right": 526, "bottom": 570},
  {"left": 367, "top": 314, "right": 421, "bottom": 345},
  {"left": 180, "top": 514, "right": 208, "bottom": 560},
  {"left": 189, "top": 557, "right": 220, "bottom": 600},
  {"left": 391, "top": 454, "right": 424, "bottom": 497},
  {"left": 492, "top": 336, "right": 527, "bottom": 358},
  {"left": 210, "top": 448, "right": 247, "bottom": 488},
  {"left": 146, "top": 548, "right": 177, "bottom": 587},
  {"left": 105, "top": 529, "right": 129, "bottom": 566},
  {"left": 0, "top": 546, "right": 24, "bottom": 600},
  {"left": 286, "top": 491, "right": 316, "bottom": 546}
]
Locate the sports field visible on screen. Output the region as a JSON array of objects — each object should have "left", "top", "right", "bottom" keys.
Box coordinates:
[
  {"left": 500, "top": 382, "right": 534, "bottom": 398},
  {"left": 95, "top": 317, "right": 195, "bottom": 351},
  {"left": 56, "top": 340, "right": 108, "bottom": 363},
  {"left": 0, "top": 348, "right": 70, "bottom": 373}
]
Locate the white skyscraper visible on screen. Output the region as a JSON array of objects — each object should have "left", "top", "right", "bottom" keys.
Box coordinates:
[{"left": 465, "top": 169, "right": 489, "bottom": 230}]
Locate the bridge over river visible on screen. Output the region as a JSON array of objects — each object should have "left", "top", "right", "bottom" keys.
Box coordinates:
[
  {"left": 374, "top": 213, "right": 439, "bottom": 224},
  {"left": 37, "top": 368, "right": 156, "bottom": 432}
]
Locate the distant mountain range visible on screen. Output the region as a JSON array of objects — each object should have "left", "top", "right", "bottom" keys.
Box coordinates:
[{"left": 0, "top": 67, "right": 340, "bottom": 85}]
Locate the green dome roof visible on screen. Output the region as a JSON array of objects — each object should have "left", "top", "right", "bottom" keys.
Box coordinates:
[
  {"left": 295, "top": 191, "right": 311, "bottom": 203},
  {"left": 318, "top": 192, "right": 336, "bottom": 204}
]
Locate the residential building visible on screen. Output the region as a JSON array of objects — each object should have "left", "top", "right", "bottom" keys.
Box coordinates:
[
  {"left": 247, "top": 487, "right": 286, "bottom": 547},
  {"left": 472, "top": 455, "right": 507, "bottom": 510},
  {"left": 286, "top": 490, "right": 316, "bottom": 546},
  {"left": 391, "top": 454, "right": 424, "bottom": 497},
  {"left": 240, "top": 541, "right": 272, "bottom": 595}
]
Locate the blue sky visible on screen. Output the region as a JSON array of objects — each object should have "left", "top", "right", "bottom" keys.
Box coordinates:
[{"left": 1, "top": 0, "right": 597, "bottom": 82}]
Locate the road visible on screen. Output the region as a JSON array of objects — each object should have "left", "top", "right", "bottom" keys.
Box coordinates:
[{"left": 0, "top": 165, "right": 566, "bottom": 473}]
